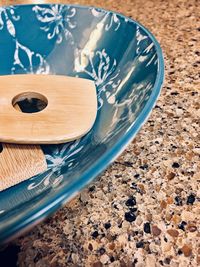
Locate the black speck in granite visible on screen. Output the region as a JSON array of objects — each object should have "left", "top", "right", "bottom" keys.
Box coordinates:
[
  {"left": 125, "top": 196, "right": 136, "bottom": 207},
  {"left": 191, "top": 91, "right": 198, "bottom": 96},
  {"left": 187, "top": 194, "right": 195, "bottom": 205},
  {"left": 158, "top": 131, "right": 164, "bottom": 135},
  {"left": 99, "top": 247, "right": 106, "bottom": 255},
  {"left": 133, "top": 258, "right": 138, "bottom": 265},
  {"left": 178, "top": 221, "right": 187, "bottom": 231},
  {"left": 113, "top": 204, "right": 119, "bottom": 210},
  {"left": 88, "top": 185, "right": 95, "bottom": 192},
  {"left": 115, "top": 174, "right": 122, "bottom": 178},
  {"left": 134, "top": 231, "right": 139, "bottom": 236},
  {"left": 123, "top": 161, "right": 133, "bottom": 167},
  {"left": 171, "top": 91, "right": 179, "bottom": 95},
  {"left": 155, "top": 105, "right": 162, "bottom": 109},
  {"left": 128, "top": 234, "right": 131, "bottom": 241},
  {"left": 148, "top": 120, "right": 155, "bottom": 127},
  {"left": 34, "top": 251, "right": 43, "bottom": 263},
  {"left": 131, "top": 182, "right": 137, "bottom": 190},
  {"left": 104, "top": 222, "right": 111, "bottom": 229},
  {"left": 136, "top": 241, "right": 144, "bottom": 248},
  {"left": 193, "top": 62, "right": 200, "bottom": 67},
  {"left": 110, "top": 256, "right": 115, "bottom": 263},
  {"left": 178, "top": 249, "right": 183, "bottom": 255},
  {"left": 144, "top": 222, "right": 151, "bottom": 234},
  {"left": 118, "top": 222, "right": 123, "bottom": 228},
  {"left": 124, "top": 211, "right": 136, "bottom": 222},
  {"left": 174, "top": 196, "right": 183, "bottom": 206},
  {"left": 172, "top": 162, "right": 180, "bottom": 168},
  {"left": 134, "top": 173, "right": 140, "bottom": 178},
  {"left": 91, "top": 231, "right": 99, "bottom": 239},
  {"left": 88, "top": 243, "right": 93, "bottom": 251},
  {"left": 79, "top": 195, "right": 88, "bottom": 205},
  {"left": 130, "top": 183, "right": 143, "bottom": 194},
  {"left": 139, "top": 164, "right": 148, "bottom": 170},
  {"left": 111, "top": 235, "right": 117, "bottom": 241},
  {"left": 129, "top": 207, "right": 137, "bottom": 213},
  {"left": 169, "top": 71, "right": 175, "bottom": 75},
  {"left": 164, "top": 257, "right": 171, "bottom": 265},
  {"left": 116, "top": 161, "right": 133, "bottom": 167}
]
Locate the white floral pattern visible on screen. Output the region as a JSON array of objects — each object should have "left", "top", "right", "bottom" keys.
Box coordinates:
[
  {"left": 12, "top": 40, "right": 50, "bottom": 74},
  {"left": 46, "top": 140, "right": 84, "bottom": 169},
  {"left": 76, "top": 49, "right": 118, "bottom": 86},
  {"left": 27, "top": 140, "right": 84, "bottom": 190},
  {"left": 33, "top": 5, "right": 76, "bottom": 44},
  {"left": 75, "top": 48, "right": 121, "bottom": 109},
  {"left": 0, "top": 6, "right": 19, "bottom": 37},
  {"left": 27, "top": 172, "right": 63, "bottom": 190},
  {"left": 0, "top": 6, "right": 49, "bottom": 75},
  {"left": 91, "top": 8, "right": 121, "bottom": 31}
]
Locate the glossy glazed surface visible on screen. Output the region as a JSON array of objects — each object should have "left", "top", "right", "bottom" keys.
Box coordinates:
[{"left": 0, "top": 4, "right": 164, "bottom": 243}]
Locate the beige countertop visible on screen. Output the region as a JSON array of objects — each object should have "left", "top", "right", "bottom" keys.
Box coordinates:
[{"left": 2, "top": 0, "right": 200, "bottom": 266}]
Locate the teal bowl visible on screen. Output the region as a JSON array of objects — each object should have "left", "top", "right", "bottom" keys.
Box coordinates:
[{"left": 0, "top": 4, "right": 164, "bottom": 244}]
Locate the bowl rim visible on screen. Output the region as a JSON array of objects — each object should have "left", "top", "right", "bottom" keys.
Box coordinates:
[{"left": 0, "top": 3, "right": 164, "bottom": 244}]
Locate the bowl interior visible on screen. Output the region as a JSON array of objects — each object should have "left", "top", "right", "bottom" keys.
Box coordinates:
[{"left": 0, "top": 4, "right": 163, "bottom": 241}]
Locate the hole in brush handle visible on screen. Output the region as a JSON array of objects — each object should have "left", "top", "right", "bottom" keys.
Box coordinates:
[{"left": 0, "top": 144, "right": 3, "bottom": 153}]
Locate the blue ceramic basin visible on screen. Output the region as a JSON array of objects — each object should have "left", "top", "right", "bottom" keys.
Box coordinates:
[{"left": 0, "top": 4, "right": 164, "bottom": 243}]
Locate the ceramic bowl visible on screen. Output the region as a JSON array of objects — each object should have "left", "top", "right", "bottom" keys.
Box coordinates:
[{"left": 0, "top": 4, "right": 164, "bottom": 243}]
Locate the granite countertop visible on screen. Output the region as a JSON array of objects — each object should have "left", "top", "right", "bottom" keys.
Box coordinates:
[{"left": 1, "top": 0, "right": 200, "bottom": 266}]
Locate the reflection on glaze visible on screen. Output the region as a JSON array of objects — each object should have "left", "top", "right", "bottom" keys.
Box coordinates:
[{"left": 91, "top": 8, "right": 121, "bottom": 31}]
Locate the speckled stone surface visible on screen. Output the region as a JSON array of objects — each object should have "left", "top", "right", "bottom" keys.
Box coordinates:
[{"left": 4, "top": 0, "right": 200, "bottom": 266}]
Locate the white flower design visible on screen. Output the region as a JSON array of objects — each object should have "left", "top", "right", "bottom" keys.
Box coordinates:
[
  {"left": 33, "top": 5, "right": 76, "bottom": 43},
  {"left": 91, "top": 8, "right": 120, "bottom": 31},
  {"left": 0, "top": 6, "right": 49, "bottom": 75},
  {"left": 75, "top": 45, "right": 155, "bottom": 143},
  {"left": 28, "top": 140, "right": 84, "bottom": 190},
  {"left": 27, "top": 171, "right": 64, "bottom": 190},
  {"left": 75, "top": 48, "right": 121, "bottom": 109},
  {"left": 136, "top": 26, "right": 149, "bottom": 55},
  {"left": 12, "top": 40, "right": 50, "bottom": 74},
  {"left": 0, "top": 6, "right": 20, "bottom": 37},
  {"left": 46, "top": 140, "right": 84, "bottom": 169},
  {"left": 88, "top": 50, "right": 116, "bottom": 86}
]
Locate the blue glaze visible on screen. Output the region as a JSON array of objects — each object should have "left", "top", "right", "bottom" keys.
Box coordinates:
[{"left": 0, "top": 4, "right": 164, "bottom": 243}]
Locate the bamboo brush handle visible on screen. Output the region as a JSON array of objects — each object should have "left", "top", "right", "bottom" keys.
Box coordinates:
[{"left": 0, "top": 74, "right": 97, "bottom": 144}]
